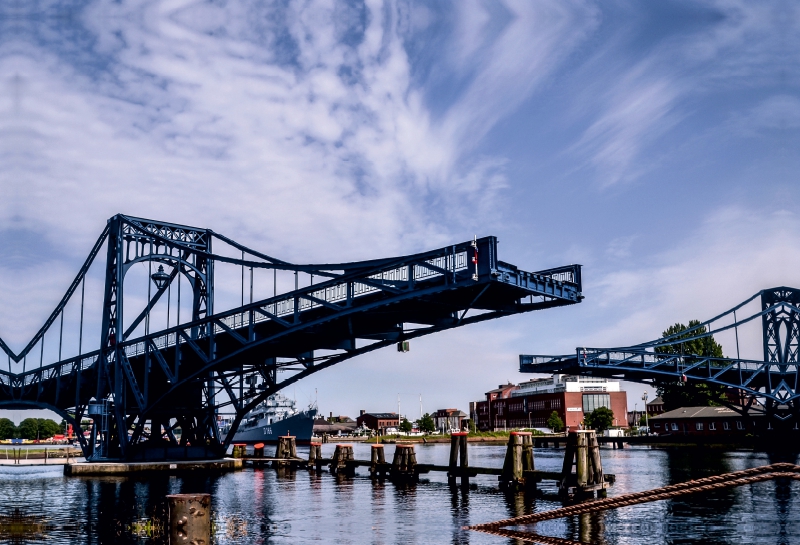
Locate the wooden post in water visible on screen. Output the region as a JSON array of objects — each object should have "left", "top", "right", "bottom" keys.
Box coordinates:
[
  {"left": 499, "top": 432, "right": 524, "bottom": 489},
  {"left": 369, "top": 444, "right": 386, "bottom": 478},
  {"left": 273, "top": 436, "right": 297, "bottom": 468},
  {"left": 308, "top": 442, "right": 322, "bottom": 470},
  {"left": 166, "top": 494, "right": 211, "bottom": 545},
  {"left": 447, "top": 432, "right": 469, "bottom": 486},
  {"left": 559, "top": 430, "right": 607, "bottom": 499},
  {"left": 390, "top": 444, "right": 418, "bottom": 483},
  {"left": 329, "top": 444, "right": 355, "bottom": 476}
]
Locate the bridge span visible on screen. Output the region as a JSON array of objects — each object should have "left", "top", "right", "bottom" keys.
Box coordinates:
[
  {"left": 521, "top": 287, "right": 800, "bottom": 429},
  {"left": 0, "top": 215, "right": 583, "bottom": 460}
]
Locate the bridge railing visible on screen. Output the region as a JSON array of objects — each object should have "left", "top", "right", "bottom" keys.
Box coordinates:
[{"left": 120, "top": 246, "right": 473, "bottom": 360}]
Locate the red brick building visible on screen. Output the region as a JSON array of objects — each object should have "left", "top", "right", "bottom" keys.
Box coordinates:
[
  {"left": 474, "top": 375, "right": 628, "bottom": 432},
  {"left": 356, "top": 411, "right": 399, "bottom": 434}
]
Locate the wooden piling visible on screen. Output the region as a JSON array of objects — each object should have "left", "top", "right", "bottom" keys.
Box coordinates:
[
  {"left": 166, "top": 493, "right": 211, "bottom": 544},
  {"left": 253, "top": 443, "right": 265, "bottom": 458},
  {"left": 447, "top": 432, "right": 469, "bottom": 486},
  {"left": 308, "top": 442, "right": 322, "bottom": 470},
  {"left": 329, "top": 444, "right": 355, "bottom": 476},
  {"left": 272, "top": 436, "right": 298, "bottom": 468},
  {"left": 500, "top": 432, "right": 536, "bottom": 490},
  {"left": 390, "top": 444, "right": 418, "bottom": 483},
  {"left": 559, "top": 430, "right": 608, "bottom": 499},
  {"left": 369, "top": 444, "right": 386, "bottom": 478}
]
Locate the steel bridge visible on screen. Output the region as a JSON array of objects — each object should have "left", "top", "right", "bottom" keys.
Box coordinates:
[
  {"left": 0, "top": 215, "right": 583, "bottom": 461},
  {"left": 520, "top": 287, "right": 800, "bottom": 428}
]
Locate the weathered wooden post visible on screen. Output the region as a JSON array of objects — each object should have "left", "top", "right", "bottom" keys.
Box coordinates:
[
  {"left": 166, "top": 494, "right": 211, "bottom": 545},
  {"left": 253, "top": 442, "right": 265, "bottom": 458},
  {"left": 273, "top": 436, "right": 298, "bottom": 468},
  {"left": 369, "top": 444, "right": 386, "bottom": 478},
  {"left": 499, "top": 432, "right": 524, "bottom": 489},
  {"left": 329, "top": 444, "right": 355, "bottom": 476},
  {"left": 308, "top": 442, "right": 322, "bottom": 470},
  {"left": 390, "top": 444, "right": 418, "bottom": 483},
  {"left": 447, "top": 432, "right": 470, "bottom": 486},
  {"left": 559, "top": 430, "right": 608, "bottom": 499}
]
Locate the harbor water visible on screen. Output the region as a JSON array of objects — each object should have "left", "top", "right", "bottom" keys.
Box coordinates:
[{"left": 0, "top": 443, "right": 796, "bottom": 544}]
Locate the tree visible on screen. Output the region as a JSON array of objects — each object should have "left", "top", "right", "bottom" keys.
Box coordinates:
[
  {"left": 0, "top": 418, "right": 15, "bottom": 440},
  {"left": 399, "top": 418, "right": 412, "bottom": 433},
  {"left": 655, "top": 320, "right": 727, "bottom": 410},
  {"left": 638, "top": 414, "right": 648, "bottom": 427},
  {"left": 546, "top": 411, "right": 564, "bottom": 433},
  {"left": 17, "top": 418, "right": 61, "bottom": 440},
  {"left": 418, "top": 413, "right": 435, "bottom": 434},
  {"left": 585, "top": 407, "right": 614, "bottom": 432}
]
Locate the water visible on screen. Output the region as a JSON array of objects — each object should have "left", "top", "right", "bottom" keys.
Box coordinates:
[{"left": 0, "top": 443, "right": 796, "bottom": 544}]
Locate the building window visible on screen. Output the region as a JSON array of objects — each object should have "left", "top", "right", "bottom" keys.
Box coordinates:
[
  {"left": 582, "top": 394, "right": 611, "bottom": 413},
  {"left": 696, "top": 422, "right": 703, "bottom": 431},
  {"left": 709, "top": 422, "right": 716, "bottom": 431},
  {"left": 723, "top": 422, "right": 730, "bottom": 430},
  {"left": 671, "top": 423, "right": 678, "bottom": 431},
  {"left": 736, "top": 421, "right": 744, "bottom": 430}
]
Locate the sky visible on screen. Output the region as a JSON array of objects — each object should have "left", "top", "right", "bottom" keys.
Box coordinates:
[{"left": 0, "top": 0, "right": 798, "bottom": 424}]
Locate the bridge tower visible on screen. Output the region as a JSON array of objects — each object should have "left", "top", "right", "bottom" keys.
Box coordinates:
[
  {"left": 761, "top": 288, "right": 800, "bottom": 426},
  {"left": 91, "top": 216, "right": 219, "bottom": 460}
]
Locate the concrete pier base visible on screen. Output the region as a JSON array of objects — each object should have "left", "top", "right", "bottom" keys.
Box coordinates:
[{"left": 64, "top": 457, "right": 242, "bottom": 476}]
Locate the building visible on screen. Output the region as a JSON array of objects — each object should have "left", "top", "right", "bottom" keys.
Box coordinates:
[
  {"left": 474, "top": 374, "right": 628, "bottom": 432},
  {"left": 649, "top": 406, "right": 764, "bottom": 436},
  {"left": 433, "top": 409, "right": 467, "bottom": 432},
  {"left": 646, "top": 396, "right": 665, "bottom": 415},
  {"left": 356, "top": 411, "right": 400, "bottom": 434}
]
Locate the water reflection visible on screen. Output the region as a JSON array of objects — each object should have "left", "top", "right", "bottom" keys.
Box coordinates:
[{"left": 0, "top": 446, "right": 795, "bottom": 544}]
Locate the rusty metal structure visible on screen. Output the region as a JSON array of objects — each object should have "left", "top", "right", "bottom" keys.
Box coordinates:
[{"left": 0, "top": 215, "right": 583, "bottom": 461}]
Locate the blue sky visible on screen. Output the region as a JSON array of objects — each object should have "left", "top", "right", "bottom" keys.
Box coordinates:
[{"left": 0, "top": 0, "right": 798, "bottom": 422}]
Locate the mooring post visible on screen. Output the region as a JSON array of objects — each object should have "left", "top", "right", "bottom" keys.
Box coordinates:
[
  {"left": 308, "top": 442, "right": 322, "bottom": 470},
  {"left": 253, "top": 442, "right": 265, "bottom": 458},
  {"left": 370, "top": 444, "right": 386, "bottom": 478},
  {"left": 500, "top": 432, "right": 524, "bottom": 489},
  {"left": 447, "top": 432, "right": 469, "bottom": 486},
  {"left": 559, "top": 430, "right": 607, "bottom": 499},
  {"left": 166, "top": 494, "right": 211, "bottom": 545},
  {"left": 390, "top": 444, "right": 418, "bottom": 483},
  {"left": 330, "top": 444, "right": 355, "bottom": 476},
  {"left": 273, "top": 436, "right": 297, "bottom": 468}
]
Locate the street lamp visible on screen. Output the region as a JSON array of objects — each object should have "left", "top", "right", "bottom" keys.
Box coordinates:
[
  {"left": 642, "top": 391, "right": 649, "bottom": 434},
  {"left": 151, "top": 265, "right": 170, "bottom": 290}
]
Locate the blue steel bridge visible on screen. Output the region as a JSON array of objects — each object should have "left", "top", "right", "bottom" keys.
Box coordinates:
[
  {"left": 0, "top": 215, "right": 583, "bottom": 461},
  {"left": 521, "top": 287, "right": 800, "bottom": 429}
]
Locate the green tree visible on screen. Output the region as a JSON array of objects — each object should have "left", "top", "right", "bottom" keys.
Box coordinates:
[
  {"left": 0, "top": 418, "right": 16, "bottom": 440},
  {"left": 418, "top": 413, "right": 435, "bottom": 434},
  {"left": 638, "top": 414, "right": 648, "bottom": 427},
  {"left": 17, "top": 418, "right": 61, "bottom": 440},
  {"left": 399, "top": 418, "right": 412, "bottom": 433},
  {"left": 655, "top": 320, "right": 727, "bottom": 410},
  {"left": 584, "top": 407, "right": 614, "bottom": 432},
  {"left": 546, "top": 411, "right": 564, "bottom": 433}
]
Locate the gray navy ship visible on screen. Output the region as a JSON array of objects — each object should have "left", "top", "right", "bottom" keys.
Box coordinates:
[{"left": 222, "top": 392, "right": 317, "bottom": 444}]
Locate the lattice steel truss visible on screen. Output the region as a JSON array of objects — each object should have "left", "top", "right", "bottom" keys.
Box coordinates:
[
  {"left": 520, "top": 287, "right": 800, "bottom": 427},
  {"left": 0, "top": 215, "right": 583, "bottom": 460}
]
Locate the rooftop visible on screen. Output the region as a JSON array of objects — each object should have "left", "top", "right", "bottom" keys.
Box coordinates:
[{"left": 650, "top": 406, "right": 765, "bottom": 420}]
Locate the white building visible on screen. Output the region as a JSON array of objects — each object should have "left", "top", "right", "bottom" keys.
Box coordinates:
[{"left": 511, "top": 374, "right": 620, "bottom": 397}]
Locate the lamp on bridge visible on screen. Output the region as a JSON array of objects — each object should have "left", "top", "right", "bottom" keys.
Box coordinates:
[{"left": 151, "top": 265, "right": 170, "bottom": 290}]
